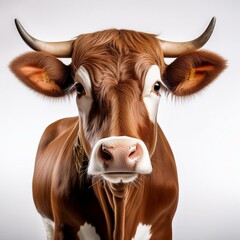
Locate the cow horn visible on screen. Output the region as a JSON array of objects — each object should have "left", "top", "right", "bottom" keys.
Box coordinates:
[
  {"left": 14, "top": 19, "right": 74, "bottom": 58},
  {"left": 159, "top": 17, "right": 216, "bottom": 57}
]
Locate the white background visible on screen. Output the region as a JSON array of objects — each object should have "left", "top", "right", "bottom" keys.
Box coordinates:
[{"left": 1, "top": 0, "right": 239, "bottom": 239}]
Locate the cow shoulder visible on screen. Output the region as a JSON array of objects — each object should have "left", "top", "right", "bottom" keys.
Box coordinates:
[{"left": 37, "top": 116, "right": 79, "bottom": 154}]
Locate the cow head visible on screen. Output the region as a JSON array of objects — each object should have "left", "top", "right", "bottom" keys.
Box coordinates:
[{"left": 10, "top": 18, "right": 226, "bottom": 184}]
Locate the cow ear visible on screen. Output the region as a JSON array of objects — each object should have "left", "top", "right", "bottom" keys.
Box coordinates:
[
  {"left": 10, "top": 52, "right": 73, "bottom": 97},
  {"left": 162, "top": 51, "right": 227, "bottom": 96}
]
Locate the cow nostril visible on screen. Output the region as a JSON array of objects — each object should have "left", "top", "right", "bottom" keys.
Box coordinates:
[
  {"left": 129, "top": 145, "right": 136, "bottom": 153},
  {"left": 128, "top": 145, "right": 136, "bottom": 158},
  {"left": 128, "top": 144, "right": 142, "bottom": 162},
  {"left": 100, "top": 145, "right": 112, "bottom": 162}
]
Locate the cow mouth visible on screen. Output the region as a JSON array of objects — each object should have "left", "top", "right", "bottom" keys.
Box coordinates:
[{"left": 101, "top": 172, "right": 138, "bottom": 184}]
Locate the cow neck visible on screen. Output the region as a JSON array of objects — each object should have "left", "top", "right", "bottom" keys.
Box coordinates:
[
  {"left": 94, "top": 181, "right": 130, "bottom": 240},
  {"left": 108, "top": 183, "right": 128, "bottom": 240}
]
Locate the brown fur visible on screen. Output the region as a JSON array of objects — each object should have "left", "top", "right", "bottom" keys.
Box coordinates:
[
  {"left": 34, "top": 117, "right": 178, "bottom": 239},
  {"left": 10, "top": 28, "right": 226, "bottom": 240}
]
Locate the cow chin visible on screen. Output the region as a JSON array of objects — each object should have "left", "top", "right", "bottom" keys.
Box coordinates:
[
  {"left": 88, "top": 136, "right": 152, "bottom": 184},
  {"left": 101, "top": 173, "right": 138, "bottom": 184}
]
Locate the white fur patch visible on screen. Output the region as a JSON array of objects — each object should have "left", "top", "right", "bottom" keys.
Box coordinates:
[
  {"left": 132, "top": 223, "right": 152, "bottom": 240},
  {"left": 42, "top": 217, "right": 54, "bottom": 240},
  {"left": 77, "top": 223, "right": 101, "bottom": 240},
  {"left": 143, "top": 65, "right": 162, "bottom": 122},
  {"left": 75, "top": 66, "right": 94, "bottom": 140},
  {"left": 41, "top": 218, "right": 151, "bottom": 240},
  {"left": 75, "top": 66, "right": 92, "bottom": 97},
  {"left": 75, "top": 66, "right": 93, "bottom": 115}
]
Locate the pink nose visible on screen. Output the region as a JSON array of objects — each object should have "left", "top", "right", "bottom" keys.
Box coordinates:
[
  {"left": 99, "top": 140, "right": 143, "bottom": 172},
  {"left": 88, "top": 136, "right": 152, "bottom": 178}
]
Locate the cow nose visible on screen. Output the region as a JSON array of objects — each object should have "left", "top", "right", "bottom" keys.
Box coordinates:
[
  {"left": 100, "top": 143, "right": 141, "bottom": 169},
  {"left": 88, "top": 136, "right": 152, "bottom": 182}
]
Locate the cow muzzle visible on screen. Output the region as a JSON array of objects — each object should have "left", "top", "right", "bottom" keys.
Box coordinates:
[{"left": 88, "top": 136, "right": 152, "bottom": 183}]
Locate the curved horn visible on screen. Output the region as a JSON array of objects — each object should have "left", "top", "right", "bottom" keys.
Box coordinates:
[
  {"left": 14, "top": 19, "right": 74, "bottom": 58},
  {"left": 159, "top": 17, "right": 216, "bottom": 57}
]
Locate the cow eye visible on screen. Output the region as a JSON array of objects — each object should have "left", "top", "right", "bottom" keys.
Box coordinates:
[
  {"left": 153, "top": 81, "right": 161, "bottom": 93},
  {"left": 76, "top": 83, "right": 85, "bottom": 96}
]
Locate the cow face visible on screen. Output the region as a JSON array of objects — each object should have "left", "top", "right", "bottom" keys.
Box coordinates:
[
  {"left": 69, "top": 30, "right": 167, "bottom": 183},
  {"left": 10, "top": 25, "right": 226, "bottom": 184},
  {"left": 73, "top": 62, "right": 157, "bottom": 183}
]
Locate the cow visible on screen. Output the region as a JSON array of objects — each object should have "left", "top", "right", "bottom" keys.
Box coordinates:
[{"left": 10, "top": 18, "right": 226, "bottom": 240}]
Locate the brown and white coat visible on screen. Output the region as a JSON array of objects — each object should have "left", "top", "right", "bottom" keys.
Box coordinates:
[{"left": 10, "top": 18, "right": 226, "bottom": 240}]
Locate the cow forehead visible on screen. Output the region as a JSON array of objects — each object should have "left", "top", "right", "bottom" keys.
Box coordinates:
[
  {"left": 72, "top": 29, "right": 164, "bottom": 78},
  {"left": 74, "top": 64, "right": 161, "bottom": 92}
]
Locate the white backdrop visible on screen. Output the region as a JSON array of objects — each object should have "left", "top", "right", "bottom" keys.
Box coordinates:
[{"left": 1, "top": 0, "right": 239, "bottom": 239}]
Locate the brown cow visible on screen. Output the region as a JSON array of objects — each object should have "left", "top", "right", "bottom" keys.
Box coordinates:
[{"left": 10, "top": 18, "right": 226, "bottom": 240}]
